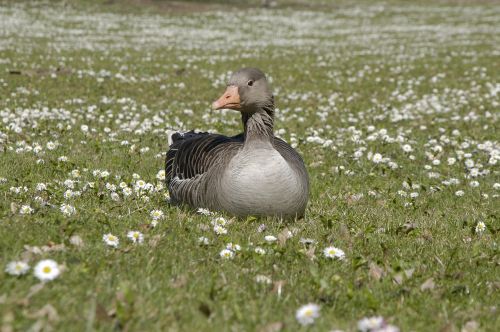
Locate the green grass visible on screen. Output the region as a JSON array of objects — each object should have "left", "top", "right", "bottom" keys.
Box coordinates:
[{"left": 0, "top": 0, "right": 499, "bottom": 331}]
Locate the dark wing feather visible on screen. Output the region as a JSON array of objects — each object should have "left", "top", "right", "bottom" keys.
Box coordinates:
[{"left": 165, "top": 130, "right": 243, "bottom": 206}]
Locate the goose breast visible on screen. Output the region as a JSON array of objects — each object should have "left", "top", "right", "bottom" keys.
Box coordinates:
[{"left": 218, "top": 145, "right": 307, "bottom": 217}]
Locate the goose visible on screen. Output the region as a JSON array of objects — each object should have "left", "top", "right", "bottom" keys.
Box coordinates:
[{"left": 165, "top": 68, "right": 309, "bottom": 219}]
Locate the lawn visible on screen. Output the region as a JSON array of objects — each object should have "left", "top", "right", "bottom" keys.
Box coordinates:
[{"left": 0, "top": 0, "right": 499, "bottom": 331}]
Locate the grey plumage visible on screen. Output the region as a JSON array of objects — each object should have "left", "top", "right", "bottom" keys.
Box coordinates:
[{"left": 165, "top": 68, "right": 309, "bottom": 219}]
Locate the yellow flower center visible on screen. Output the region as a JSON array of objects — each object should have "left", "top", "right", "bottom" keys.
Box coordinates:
[
  {"left": 304, "top": 309, "right": 313, "bottom": 317},
  {"left": 43, "top": 266, "right": 52, "bottom": 274}
]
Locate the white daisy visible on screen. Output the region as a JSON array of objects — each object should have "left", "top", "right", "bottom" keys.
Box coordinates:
[
  {"left": 357, "top": 316, "right": 385, "bottom": 331},
  {"left": 110, "top": 192, "right": 120, "bottom": 201},
  {"left": 255, "top": 275, "right": 272, "bottom": 284},
  {"left": 5, "top": 261, "right": 30, "bottom": 276},
  {"left": 197, "top": 208, "right": 212, "bottom": 216},
  {"left": 213, "top": 225, "right": 227, "bottom": 235},
  {"left": 19, "top": 205, "right": 34, "bottom": 215},
  {"left": 475, "top": 221, "right": 486, "bottom": 234},
  {"left": 36, "top": 183, "right": 47, "bottom": 191},
  {"left": 264, "top": 235, "right": 277, "bottom": 243},
  {"left": 254, "top": 247, "right": 266, "bottom": 255},
  {"left": 150, "top": 209, "right": 164, "bottom": 220},
  {"left": 46, "top": 141, "right": 57, "bottom": 150},
  {"left": 60, "top": 204, "right": 76, "bottom": 216},
  {"left": 34, "top": 259, "right": 60, "bottom": 282},
  {"left": 135, "top": 180, "right": 146, "bottom": 190},
  {"left": 156, "top": 169, "right": 166, "bottom": 181},
  {"left": 127, "top": 231, "right": 144, "bottom": 244},
  {"left": 63, "top": 179, "right": 75, "bottom": 188},
  {"left": 211, "top": 217, "right": 228, "bottom": 226},
  {"left": 105, "top": 183, "right": 117, "bottom": 191},
  {"left": 323, "top": 246, "right": 345, "bottom": 260},
  {"left": 63, "top": 190, "right": 74, "bottom": 199},
  {"left": 122, "top": 187, "right": 132, "bottom": 196},
  {"left": 226, "top": 243, "right": 241, "bottom": 251},
  {"left": 469, "top": 181, "right": 479, "bottom": 187},
  {"left": 103, "top": 233, "right": 119, "bottom": 247},
  {"left": 372, "top": 153, "right": 383, "bottom": 163},
  {"left": 198, "top": 236, "right": 209, "bottom": 245},
  {"left": 402, "top": 144, "right": 413, "bottom": 152},
  {"left": 219, "top": 249, "right": 234, "bottom": 259},
  {"left": 295, "top": 303, "right": 320, "bottom": 326}
]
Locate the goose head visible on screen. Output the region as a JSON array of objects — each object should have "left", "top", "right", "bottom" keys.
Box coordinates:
[{"left": 212, "top": 68, "right": 273, "bottom": 113}]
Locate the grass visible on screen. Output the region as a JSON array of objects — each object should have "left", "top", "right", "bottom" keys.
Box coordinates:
[{"left": 0, "top": 0, "right": 499, "bottom": 331}]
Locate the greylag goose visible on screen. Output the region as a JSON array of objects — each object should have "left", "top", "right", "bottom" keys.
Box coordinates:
[{"left": 165, "top": 68, "right": 309, "bottom": 218}]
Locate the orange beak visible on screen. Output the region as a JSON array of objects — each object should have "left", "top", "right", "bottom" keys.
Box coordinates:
[{"left": 212, "top": 85, "right": 241, "bottom": 110}]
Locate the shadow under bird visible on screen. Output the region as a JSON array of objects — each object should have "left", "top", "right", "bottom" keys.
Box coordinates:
[{"left": 165, "top": 68, "right": 309, "bottom": 219}]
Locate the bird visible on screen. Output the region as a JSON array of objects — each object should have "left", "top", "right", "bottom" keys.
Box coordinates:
[{"left": 165, "top": 68, "right": 309, "bottom": 219}]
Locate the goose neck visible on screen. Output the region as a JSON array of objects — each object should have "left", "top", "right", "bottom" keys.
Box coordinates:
[{"left": 242, "top": 106, "right": 274, "bottom": 145}]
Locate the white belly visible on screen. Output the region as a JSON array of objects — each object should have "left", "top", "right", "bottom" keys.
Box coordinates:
[{"left": 219, "top": 147, "right": 305, "bottom": 217}]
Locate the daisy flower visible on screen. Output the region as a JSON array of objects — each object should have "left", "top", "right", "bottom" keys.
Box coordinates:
[
  {"left": 127, "top": 231, "right": 144, "bottom": 244},
  {"left": 255, "top": 275, "right": 272, "bottom": 284},
  {"left": 357, "top": 316, "right": 385, "bottom": 331},
  {"left": 105, "top": 183, "right": 117, "bottom": 191},
  {"left": 219, "top": 249, "right": 234, "bottom": 259},
  {"left": 211, "top": 217, "right": 227, "bottom": 226},
  {"left": 475, "top": 221, "right": 486, "bottom": 234},
  {"left": 103, "top": 233, "right": 119, "bottom": 247},
  {"left": 110, "top": 192, "right": 120, "bottom": 201},
  {"left": 198, "top": 236, "right": 209, "bottom": 245},
  {"left": 19, "top": 205, "right": 34, "bottom": 215},
  {"left": 197, "top": 208, "right": 212, "bottom": 216},
  {"left": 122, "top": 187, "right": 132, "bottom": 196},
  {"left": 34, "top": 259, "right": 60, "bottom": 282},
  {"left": 264, "top": 235, "right": 277, "bottom": 243},
  {"left": 5, "top": 261, "right": 30, "bottom": 276},
  {"left": 60, "top": 204, "right": 76, "bottom": 216},
  {"left": 254, "top": 247, "right": 266, "bottom": 255},
  {"left": 213, "top": 225, "right": 227, "bottom": 235},
  {"left": 63, "top": 179, "right": 75, "bottom": 188},
  {"left": 150, "top": 209, "right": 164, "bottom": 220},
  {"left": 323, "top": 246, "right": 345, "bottom": 260},
  {"left": 36, "top": 183, "right": 47, "bottom": 191},
  {"left": 135, "top": 180, "right": 146, "bottom": 190},
  {"left": 46, "top": 141, "right": 57, "bottom": 150},
  {"left": 401, "top": 144, "right": 413, "bottom": 152},
  {"left": 295, "top": 303, "right": 320, "bottom": 326},
  {"left": 156, "top": 169, "right": 166, "bottom": 181},
  {"left": 372, "top": 153, "right": 383, "bottom": 163},
  {"left": 226, "top": 243, "right": 241, "bottom": 251}
]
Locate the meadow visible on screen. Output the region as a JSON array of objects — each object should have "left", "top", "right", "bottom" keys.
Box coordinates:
[{"left": 0, "top": 0, "right": 499, "bottom": 331}]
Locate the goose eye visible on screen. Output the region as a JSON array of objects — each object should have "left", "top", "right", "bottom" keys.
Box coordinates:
[{"left": 247, "top": 80, "right": 254, "bottom": 86}]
